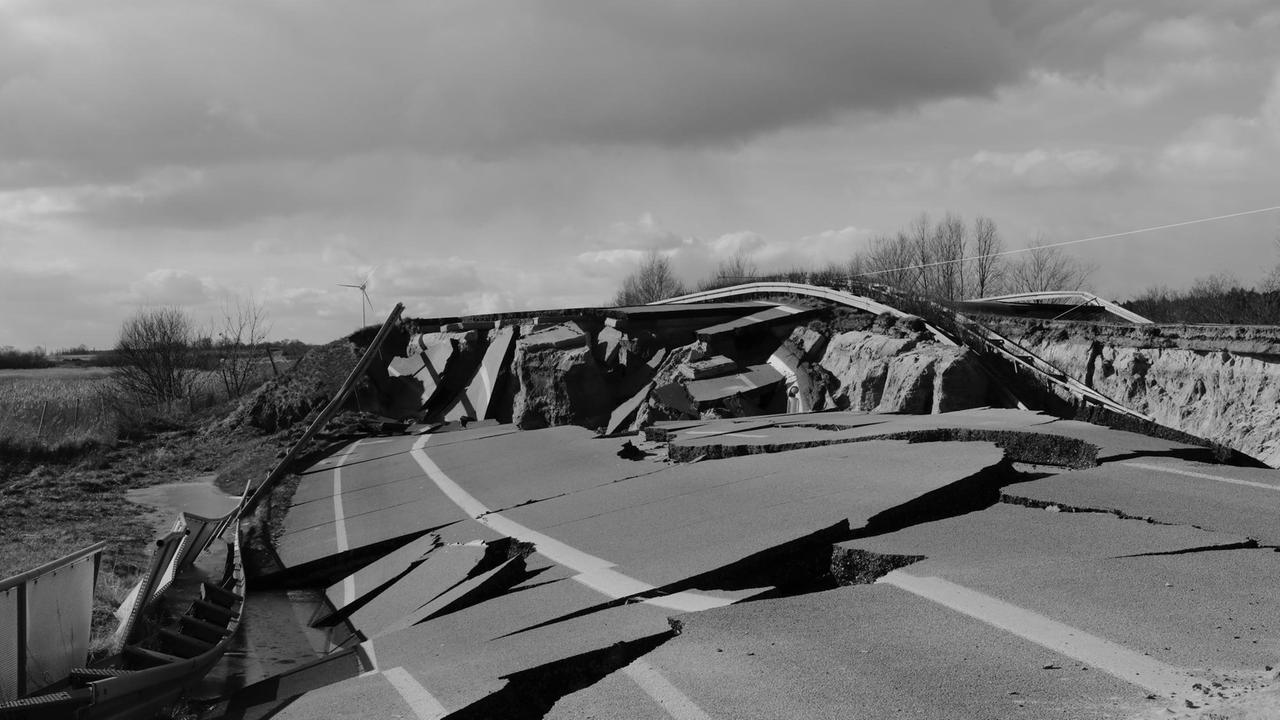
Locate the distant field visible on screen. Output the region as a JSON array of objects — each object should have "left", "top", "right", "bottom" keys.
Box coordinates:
[
  {"left": 0, "top": 368, "right": 118, "bottom": 453},
  {"left": 0, "top": 366, "right": 114, "bottom": 381}
]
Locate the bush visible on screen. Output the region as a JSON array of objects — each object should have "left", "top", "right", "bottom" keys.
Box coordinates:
[
  {"left": 113, "top": 307, "right": 198, "bottom": 406},
  {"left": 0, "top": 348, "right": 53, "bottom": 369}
]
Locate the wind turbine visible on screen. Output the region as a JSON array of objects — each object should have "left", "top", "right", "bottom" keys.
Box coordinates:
[{"left": 338, "top": 269, "right": 376, "bottom": 326}]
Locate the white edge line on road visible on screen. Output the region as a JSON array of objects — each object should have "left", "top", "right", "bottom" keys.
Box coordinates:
[
  {"left": 383, "top": 666, "right": 448, "bottom": 720},
  {"left": 1123, "top": 461, "right": 1280, "bottom": 492},
  {"left": 332, "top": 440, "right": 362, "bottom": 608},
  {"left": 624, "top": 658, "right": 714, "bottom": 720},
  {"left": 410, "top": 434, "right": 731, "bottom": 613},
  {"left": 879, "top": 571, "right": 1201, "bottom": 698}
]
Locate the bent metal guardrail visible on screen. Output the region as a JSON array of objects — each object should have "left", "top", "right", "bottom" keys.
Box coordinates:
[
  {"left": 975, "top": 290, "right": 1153, "bottom": 325},
  {"left": 0, "top": 512, "right": 245, "bottom": 720},
  {"left": 651, "top": 281, "right": 956, "bottom": 347}
]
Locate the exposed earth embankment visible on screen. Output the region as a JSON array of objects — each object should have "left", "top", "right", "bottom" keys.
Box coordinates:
[{"left": 977, "top": 317, "right": 1280, "bottom": 466}]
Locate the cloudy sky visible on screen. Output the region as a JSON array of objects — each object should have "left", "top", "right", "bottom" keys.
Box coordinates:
[{"left": 3, "top": 0, "right": 1279, "bottom": 349}]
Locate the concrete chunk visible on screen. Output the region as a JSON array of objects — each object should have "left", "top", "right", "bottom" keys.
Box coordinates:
[
  {"left": 521, "top": 323, "right": 588, "bottom": 351},
  {"left": 685, "top": 364, "right": 784, "bottom": 406},
  {"left": 679, "top": 355, "right": 737, "bottom": 381},
  {"left": 606, "top": 381, "right": 655, "bottom": 436}
]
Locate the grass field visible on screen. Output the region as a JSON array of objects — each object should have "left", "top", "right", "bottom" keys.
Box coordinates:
[{"left": 0, "top": 367, "right": 119, "bottom": 456}]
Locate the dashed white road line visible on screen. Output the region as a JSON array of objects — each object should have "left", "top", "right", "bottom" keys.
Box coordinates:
[
  {"left": 879, "top": 571, "right": 1201, "bottom": 698},
  {"left": 383, "top": 666, "right": 448, "bottom": 720},
  {"left": 331, "top": 440, "right": 362, "bottom": 608},
  {"left": 1123, "top": 461, "right": 1280, "bottom": 492},
  {"left": 410, "top": 434, "right": 731, "bottom": 612},
  {"left": 624, "top": 659, "right": 715, "bottom": 720}
]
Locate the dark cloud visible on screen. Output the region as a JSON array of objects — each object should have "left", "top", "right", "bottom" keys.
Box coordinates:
[{"left": 0, "top": 0, "right": 1022, "bottom": 186}]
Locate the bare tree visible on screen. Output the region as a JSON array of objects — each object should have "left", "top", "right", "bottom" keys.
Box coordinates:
[
  {"left": 859, "top": 233, "right": 916, "bottom": 290},
  {"left": 1262, "top": 232, "right": 1280, "bottom": 293},
  {"left": 1005, "top": 238, "right": 1097, "bottom": 293},
  {"left": 906, "top": 213, "right": 936, "bottom": 296},
  {"left": 697, "top": 251, "right": 759, "bottom": 291},
  {"left": 970, "top": 216, "right": 1005, "bottom": 298},
  {"left": 614, "top": 250, "right": 687, "bottom": 305},
  {"left": 214, "top": 293, "right": 272, "bottom": 398},
  {"left": 934, "top": 213, "right": 967, "bottom": 301},
  {"left": 114, "top": 306, "right": 197, "bottom": 406}
]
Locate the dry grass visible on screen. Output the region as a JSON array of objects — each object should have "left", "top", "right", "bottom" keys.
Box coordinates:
[{"left": 0, "top": 368, "right": 119, "bottom": 456}]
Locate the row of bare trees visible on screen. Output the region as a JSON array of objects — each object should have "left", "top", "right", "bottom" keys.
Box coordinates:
[
  {"left": 852, "top": 213, "right": 1095, "bottom": 301},
  {"left": 612, "top": 213, "right": 1098, "bottom": 306}
]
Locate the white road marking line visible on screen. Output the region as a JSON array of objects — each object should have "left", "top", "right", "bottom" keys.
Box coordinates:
[
  {"left": 411, "top": 435, "right": 731, "bottom": 612},
  {"left": 879, "top": 571, "right": 1201, "bottom": 698},
  {"left": 332, "top": 441, "right": 362, "bottom": 608},
  {"left": 383, "top": 666, "right": 448, "bottom": 720},
  {"left": 624, "top": 658, "right": 714, "bottom": 720},
  {"left": 1123, "top": 461, "right": 1280, "bottom": 492}
]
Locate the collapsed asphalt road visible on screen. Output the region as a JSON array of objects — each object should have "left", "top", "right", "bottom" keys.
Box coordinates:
[{"left": 213, "top": 408, "right": 1280, "bottom": 720}]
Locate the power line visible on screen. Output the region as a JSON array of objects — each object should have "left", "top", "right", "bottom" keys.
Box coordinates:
[{"left": 853, "top": 205, "right": 1280, "bottom": 278}]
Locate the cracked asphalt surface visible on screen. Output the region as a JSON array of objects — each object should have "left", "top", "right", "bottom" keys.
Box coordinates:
[{"left": 228, "top": 409, "right": 1280, "bottom": 720}]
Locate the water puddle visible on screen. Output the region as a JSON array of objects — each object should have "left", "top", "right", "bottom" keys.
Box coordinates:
[{"left": 126, "top": 476, "right": 240, "bottom": 526}]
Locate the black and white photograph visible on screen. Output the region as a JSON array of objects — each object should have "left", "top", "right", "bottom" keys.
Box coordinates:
[{"left": 2, "top": 2, "right": 1280, "bottom": 718}]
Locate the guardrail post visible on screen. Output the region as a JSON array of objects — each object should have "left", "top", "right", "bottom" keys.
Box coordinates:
[{"left": 15, "top": 583, "right": 25, "bottom": 697}]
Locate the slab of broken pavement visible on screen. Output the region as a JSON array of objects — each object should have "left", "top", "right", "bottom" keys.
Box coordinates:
[{"left": 204, "top": 406, "right": 1280, "bottom": 720}]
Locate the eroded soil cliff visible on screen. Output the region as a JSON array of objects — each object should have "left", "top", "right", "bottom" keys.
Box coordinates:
[{"left": 979, "top": 317, "right": 1280, "bottom": 466}]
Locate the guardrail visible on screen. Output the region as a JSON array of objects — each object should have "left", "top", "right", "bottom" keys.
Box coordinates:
[{"left": 0, "top": 543, "right": 105, "bottom": 701}]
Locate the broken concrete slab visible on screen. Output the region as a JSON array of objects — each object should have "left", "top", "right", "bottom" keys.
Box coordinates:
[
  {"left": 345, "top": 544, "right": 488, "bottom": 639},
  {"left": 496, "top": 438, "right": 1006, "bottom": 588},
  {"left": 785, "top": 325, "right": 828, "bottom": 362},
  {"left": 449, "top": 326, "right": 516, "bottom": 422},
  {"left": 520, "top": 323, "right": 588, "bottom": 351},
  {"left": 606, "top": 381, "right": 654, "bottom": 437},
  {"left": 375, "top": 555, "right": 527, "bottom": 637},
  {"left": 657, "top": 408, "right": 1217, "bottom": 466},
  {"left": 276, "top": 564, "right": 675, "bottom": 719},
  {"left": 318, "top": 532, "right": 443, "bottom": 625},
  {"left": 679, "top": 355, "right": 737, "bottom": 380},
  {"left": 386, "top": 353, "right": 426, "bottom": 379},
  {"left": 684, "top": 364, "right": 784, "bottom": 406},
  {"left": 651, "top": 382, "right": 696, "bottom": 418}
]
